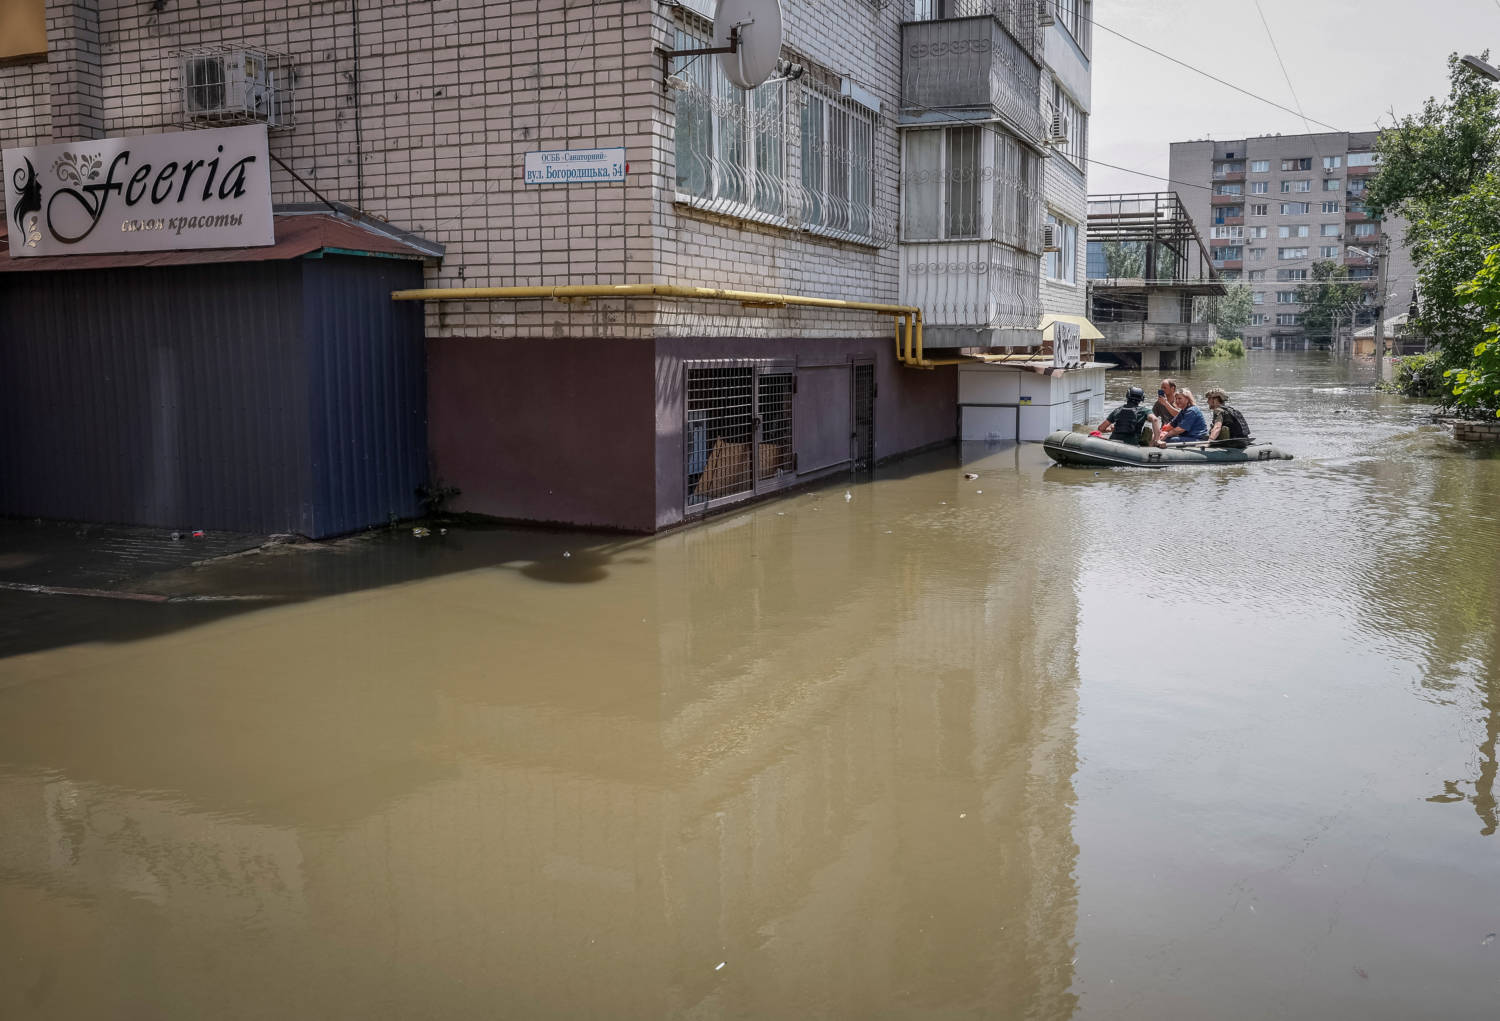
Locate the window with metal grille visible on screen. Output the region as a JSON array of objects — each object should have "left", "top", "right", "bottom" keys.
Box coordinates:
[{"left": 685, "top": 364, "right": 794, "bottom": 510}]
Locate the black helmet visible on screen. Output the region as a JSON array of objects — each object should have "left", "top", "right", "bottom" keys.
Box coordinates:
[{"left": 1126, "top": 386, "right": 1145, "bottom": 404}]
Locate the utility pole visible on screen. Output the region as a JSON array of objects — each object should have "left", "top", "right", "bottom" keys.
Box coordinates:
[{"left": 1372, "top": 233, "right": 1390, "bottom": 368}]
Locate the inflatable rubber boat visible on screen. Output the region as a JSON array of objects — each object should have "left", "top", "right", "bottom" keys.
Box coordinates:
[{"left": 1042, "top": 430, "right": 1293, "bottom": 468}]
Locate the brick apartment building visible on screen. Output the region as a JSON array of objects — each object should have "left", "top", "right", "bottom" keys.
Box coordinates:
[
  {"left": 1168, "top": 131, "right": 1415, "bottom": 352},
  {"left": 0, "top": 0, "right": 1099, "bottom": 535}
]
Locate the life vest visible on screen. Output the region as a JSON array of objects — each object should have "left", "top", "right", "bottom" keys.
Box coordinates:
[
  {"left": 1109, "top": 403, "right": 1152, "bottom": 443},
  {"left": 1220, "top": 404, "right": 1251, "bottom": 439}
]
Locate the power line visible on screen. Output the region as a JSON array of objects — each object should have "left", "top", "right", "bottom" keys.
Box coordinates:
[{"left": 1076, "top": 8, "right": 1343, "bottom": 132}]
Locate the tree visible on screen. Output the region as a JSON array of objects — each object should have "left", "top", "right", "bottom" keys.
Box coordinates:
[
  {"left": 1452, "top": 243, "right": 1500, "bottom": 415},
  {"left": 1366, "top": 52, "right": 1500, "bottom": 410},
  {"left": 1193, "top": 283, "right": 1252, "bottom": 340},
  {"left": 1295, "top": 261, "right": 1367, "bottom": 345},
  {"left": 1101, "top": 240, "right": 1144, "bottom": 278}
]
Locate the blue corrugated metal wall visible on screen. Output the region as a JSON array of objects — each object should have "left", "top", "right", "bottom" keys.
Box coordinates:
[
  {"left": 303, "top": 256, "right": 427, "bottom": 537},
  {"left": 0, "top": 256, "right": 426, "bottom": 537}
]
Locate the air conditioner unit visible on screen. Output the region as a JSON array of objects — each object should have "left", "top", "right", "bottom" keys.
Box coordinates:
[
  {"left": 1048, "top": 110, "right": 1068, "bottom": 145},
  {"left": 1036, "top": 1, "right": 1056, "bottom": 27},
  {"left": 182, "top": 50, "right": 280, "bottom": 126},
  {"left": 1042, "top": 224, "right": 1060, "bottom": 252},
  {"left": 1324, "top": 167, "right": 1337, "bottom": 174}
]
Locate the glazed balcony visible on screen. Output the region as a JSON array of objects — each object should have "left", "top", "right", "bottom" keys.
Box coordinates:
[
  {"left": 1210, "top": 193, "right": 1243, "bottom": 205},
  {"left": 901, "top": 15, "right": 1044, "bottom": 143},
  {"left": 1213, "top": 170, "right": 1246, "bottom": 183}
]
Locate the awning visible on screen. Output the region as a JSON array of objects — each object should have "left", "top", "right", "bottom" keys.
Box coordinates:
[
  {"left": 0, "top": 210, "right": 441, "bottom": 273},
  {"left": 1039, "top": 313, "right": 1105, "bottom": 341}
]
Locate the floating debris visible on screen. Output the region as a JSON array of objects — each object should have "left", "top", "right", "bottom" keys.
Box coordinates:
[
  {"left": 715, "top": 961, "right": 726, "bottom": 972},
  {"left": 964, "top": 473, "right": 978, "bottom": 480},
  {"left": 844, "top": 490, "right": 852, "bottom": 501},
  {"left": 411, "top": 526, "right": 430, "bottom": 538},
  {"left": 1483, "top": 933, "right": 1496, "bottom": 947},
  {"left": 562, "top": 551, "right": 571, "bottom": 558}
]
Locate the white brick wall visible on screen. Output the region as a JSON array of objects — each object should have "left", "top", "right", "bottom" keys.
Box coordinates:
[
  {"left": 4, "top": 0, "right": 910, "bottom": 341},
  {"left": 1041, "top": 155, "right": 1086, "bottom": 317}
]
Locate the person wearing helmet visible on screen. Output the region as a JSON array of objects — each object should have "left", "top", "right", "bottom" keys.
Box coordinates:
[
  {"left": 1095, "top": 385, "right": 1159, "bottom": 446},
  {"left": 1203, "top": 388, "right": 1251, "bottom": 443}
]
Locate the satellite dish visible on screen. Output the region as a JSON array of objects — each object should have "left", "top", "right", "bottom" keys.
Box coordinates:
[{"left": 713, "top": 0, "right": 783, "bottom": 91}]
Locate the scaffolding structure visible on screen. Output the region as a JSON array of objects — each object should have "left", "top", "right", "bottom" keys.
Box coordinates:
[{"left": 1085, "top": 192, "right": 1220, "bottom": 287}]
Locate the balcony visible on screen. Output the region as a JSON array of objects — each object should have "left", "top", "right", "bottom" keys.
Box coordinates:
[
  {"left": 1222, "top": 215, "right": 1244, "bottom": 226},
  {"left": 901, "top": 16, "right": 1043, "bottom": 143},
  {"left": 899, "top": 241, "right": 1042, "bottom": 346},
  {"left": 1345, "top": 208, "right": 1371, "bottom": 222},
  {"left": 1212, "top": 170, "right": 1246, "bottom": 183},
  {"left": 1346, "top": 162, "right": 1377, "bottom": 176},
  {"left": 1212, "top": 259, "right": 1243, "bottom": 271},
  {"left": 1210, "top": 193, "right": 1243, "bottom": 205}
]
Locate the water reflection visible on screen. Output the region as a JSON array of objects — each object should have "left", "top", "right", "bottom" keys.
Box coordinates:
[{"left": 0, "top": 446, "right": 1085, "bottom": 1019}]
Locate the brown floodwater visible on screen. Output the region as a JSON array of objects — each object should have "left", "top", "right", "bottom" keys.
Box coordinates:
[{"left": 2, "top": 353, "right": 1498, "bottom": 1019}]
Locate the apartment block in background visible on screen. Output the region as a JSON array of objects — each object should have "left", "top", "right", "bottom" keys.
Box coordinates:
[{"left": 1168, "top": 131, "right": 1414, "bottom": 351}]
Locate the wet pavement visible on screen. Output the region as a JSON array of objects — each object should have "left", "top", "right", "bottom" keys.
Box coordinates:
[{"left": 2, "top": 352, "right": 1500, "bottom": 1018}]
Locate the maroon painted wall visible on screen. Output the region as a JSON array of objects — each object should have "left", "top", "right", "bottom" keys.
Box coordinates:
[
  {"left": 428, "top": 338, "right": 657, "bottom": 531},
  {"left": 653, "top": 337, "right": 956, "bottom": 529}
]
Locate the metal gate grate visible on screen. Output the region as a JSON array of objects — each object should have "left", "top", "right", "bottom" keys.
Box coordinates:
[
  {"left": 758, "top": 373, "right": 794, "bottom": 480},
  {"left": 686, "top": 366, "right": 755, "bottom": 507},
  {"left": 852, "top": 363, "right": 875, "bottom": 469}
]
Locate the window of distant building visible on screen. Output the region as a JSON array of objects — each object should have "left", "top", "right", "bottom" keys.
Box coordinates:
[
  {"left": 1249, "top": 247, "right": 1265, "bottom": 260},
  {"left": 1253, "top": 292, "right": 1265, "bottom": 304},
  {"left": 1347, "top": 152, "right": 1378, "bottom": 167},
  {"left": 1054, "top": 0, "right": 1093, "bottom": 54},
  {"left": 1250, "top": 226, "right": 1268, "bottom": 238},
  {"left": 1320, "top": 223, "right": 1340, "bottom": 236},
  {"left": 1320, "top": 246, "right": 1340, "bottom": 259},
  {"left": 1276, "top": 313, "right": 1302, "bottom": 325},
  {"left": 1280, "top": 202, "right": 1310, "bottom": 215},
  {"left": 1277, "top": 269, "right": 1308, "bottom": 281},
  {"left": 1277, "top": 224, "right": 1309, "bottom": 238},
  {"left": 1249, "top": 203, "right": 1268, "bottom": 216},
  {"left": 1250, "top": 160, "right": 1270, "bottom": 173},
  {"left": 1251, "top": 181, "right": 1268, "bottom": 194},
  {"left": 1321, "top": 200, "right": 1340, "bottom": 213},
  {"left": 1278, "top": 247, "right": 1308, "bottom": 260},
  {"left": 1276, "top": 291, "right": 1297, "bottom": 303},
  {"left": 1322, "top": 155, "right": 1342, "bottom": 169},
  {"left": 1249, "top": 269, "right": 1266, "bottom": 281},
  {"left": 1323, "top": 178, "right": 1341, "bottom": 192},
  {"left": 1215, "top": 183, "right": 1242, "bottom": 195},
  {"left": 1281, "top": 157, "right": 1312, "bottom": 171},
  {"left": 1352, "top": 222, "right": 1377, "bottom": 237}
]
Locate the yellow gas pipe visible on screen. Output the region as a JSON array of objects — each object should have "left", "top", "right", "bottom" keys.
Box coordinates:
[{"left": 388, "top": 283, "right": 970, "bottom": 369}]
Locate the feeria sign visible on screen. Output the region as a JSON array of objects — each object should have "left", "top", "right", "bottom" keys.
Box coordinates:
[{"left": 4, "top": 124, "right": 275, "bottom": 256}]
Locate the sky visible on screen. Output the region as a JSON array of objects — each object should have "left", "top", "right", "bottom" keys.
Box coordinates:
[{"left": 1088, "top": 0, "right": 1500, "bottom": 195}]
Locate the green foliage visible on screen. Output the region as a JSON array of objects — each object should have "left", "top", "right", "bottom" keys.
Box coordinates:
[
  {"left": 1378, "top": 352, "right": 1448, "bottom": 399},
  {"left": 1102, "top": 240, "right": 1145, "bottom": 278},
  {"left": 1194, "top": 283, "right": 1253, "bottom": 341},
  {"left": 1200, "top": 337, "right": 1246, "bottom": 360},
  {"left": 1367, "top": 52, "right": 1500, "bottom": 396},
  {"left": 1451, "top": 243, "right": 1500, "bottom": 415},
  {"left": 1295, "top": 261, "right": 1368, "bottom": 344},
  {"left": 1366, "top": 53, "right": 1500, "bottom": 217}
]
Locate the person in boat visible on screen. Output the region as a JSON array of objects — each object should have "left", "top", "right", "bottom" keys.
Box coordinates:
[
  {"left": 1203, "top": 388, "right": 1251, "bottom": 443},
  {"left": 1152, "top": 378, "right": 1180, "bottom": 423},
  {"left": 1096, "top": 386, "right": 1159, "bottom": 445},
  {"left": 1156, "top": 388, "right": 1209, "bottom": 445}
]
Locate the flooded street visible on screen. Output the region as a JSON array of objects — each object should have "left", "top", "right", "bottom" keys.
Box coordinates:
[{"left": 2, "top": 353, "right": 1499, "bottom": 1019}]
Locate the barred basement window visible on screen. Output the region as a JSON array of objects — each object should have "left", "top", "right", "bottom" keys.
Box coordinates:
[{"left": 685, "top": 364, "right": 795, "bottom": 511}]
